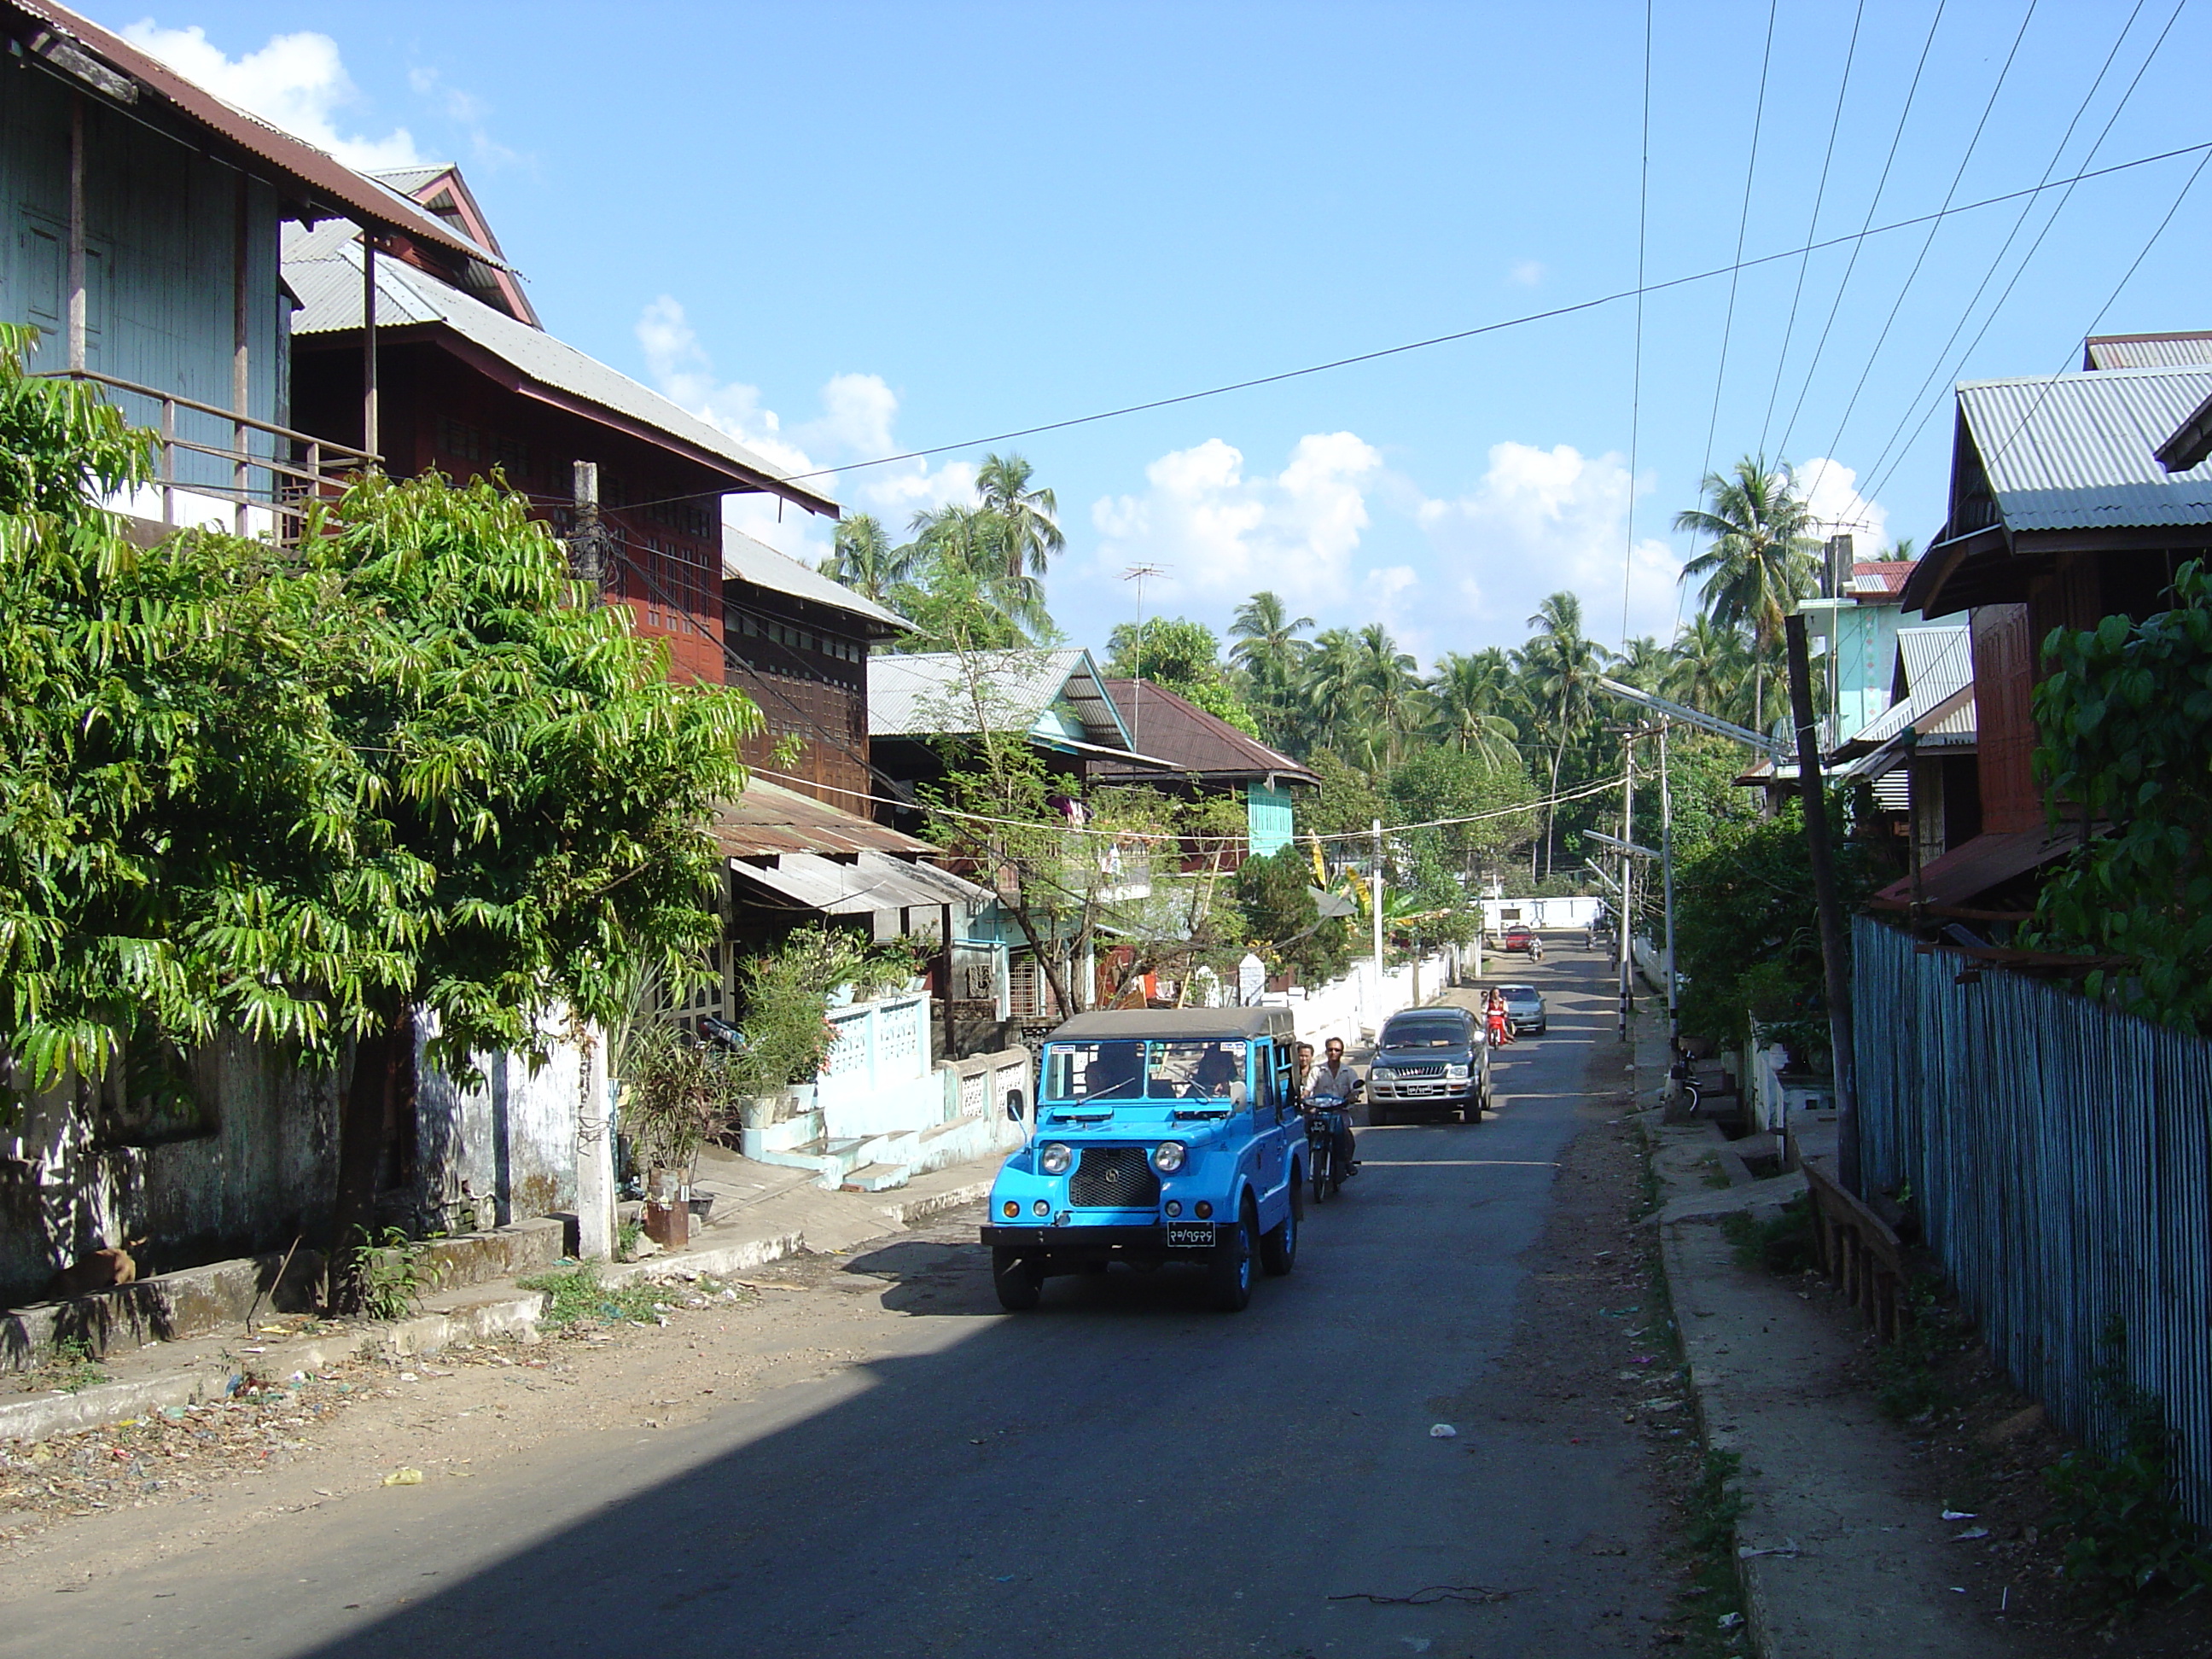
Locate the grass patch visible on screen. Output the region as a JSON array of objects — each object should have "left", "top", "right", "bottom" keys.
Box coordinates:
[
  {"left": 517, "top": 1262, "right": 745, "bottom": 1332},
  {"left": 1872, "top": 1275, "right": 1959, "bottom": 1423},
  {"left": 29, "top": 1337, "right": 110, "bottom": 1394},
  {"left": 1718, "top": 1196, "right": 1816, "bottom": 1275}
]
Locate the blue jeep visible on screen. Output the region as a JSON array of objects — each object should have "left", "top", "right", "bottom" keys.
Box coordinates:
[{"left": 981, "top": 1007, "right": 1305, "bottom": 1313}]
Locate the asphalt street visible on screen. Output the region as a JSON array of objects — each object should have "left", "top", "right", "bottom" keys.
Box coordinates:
[{"left": 3, "top": 946, "right": 1669, "bottom": 1659}]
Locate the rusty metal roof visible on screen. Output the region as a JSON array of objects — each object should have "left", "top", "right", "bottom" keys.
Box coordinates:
[
  {"left": 707, "top": 779, "right": 940, "bottom": 861},
  {"left": 3, "top": 0, "right": 493, "bottom": 266}
]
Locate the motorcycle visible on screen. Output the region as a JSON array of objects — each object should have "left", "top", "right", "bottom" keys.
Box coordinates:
[{"left": 1305, "top": 1090, "right": 1354, "bottom": 1202}]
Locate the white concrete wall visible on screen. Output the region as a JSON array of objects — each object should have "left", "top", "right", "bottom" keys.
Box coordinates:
[
  {"left": 1480, "top": 895, "right": 1603, "bottom": 931},
  {"left": 816, "top": 992, "right": 941, "bottom": 1141},
  {"left": 417, "top": 1011, "right": 586, "bottom": 1231},
  {"left": 1266, "top": 948, "right": 1455, "bottom": 1052}
]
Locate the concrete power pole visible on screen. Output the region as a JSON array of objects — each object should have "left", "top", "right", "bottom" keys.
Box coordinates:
[
  {"left": 1659, "top": 721, "right": 1680, "bottom": 1057},
  {"left": 1785, "top": 614, "right": 1860, "bottom": 1195}
]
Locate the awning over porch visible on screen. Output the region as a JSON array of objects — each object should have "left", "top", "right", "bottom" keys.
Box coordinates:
[
  {"left": 1871, "top": 827, "right": 2079, "bottom": 908},
  {"left": 729, "top": 849, "right": 990, "bottom": 918}
]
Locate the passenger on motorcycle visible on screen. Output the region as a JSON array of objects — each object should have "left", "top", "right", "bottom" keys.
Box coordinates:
[{"left": 1304, "top": 1037, "right": 1361, "bottom": 1177}]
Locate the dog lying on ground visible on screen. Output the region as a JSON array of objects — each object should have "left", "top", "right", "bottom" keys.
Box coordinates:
[{"left": 47, "top": 1243, "right": 141, "bottom": 1300}]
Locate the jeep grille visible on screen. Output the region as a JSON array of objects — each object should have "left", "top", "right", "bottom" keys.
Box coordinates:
[{"left": 1068, "top": 1147, "right": 1161, "bottom": 1208}]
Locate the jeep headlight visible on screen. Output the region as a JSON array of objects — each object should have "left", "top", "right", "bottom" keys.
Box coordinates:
[
  {"left": 1446, "top": 1062, "right": 1470, "bottom": 1081},
  {"left": 1152, "top": 1140, "right": 1186, "bottom": 1173},
  {"left": 1039, "top": 1142, "right": 1074, "bottom": 1175}
]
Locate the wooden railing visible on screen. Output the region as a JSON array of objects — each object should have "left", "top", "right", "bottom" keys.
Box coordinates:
[
  {"left": 1802, "top": 1155, "right": 1907, "bottom": 1343},
  {"left": 37, "top": 369, "right": 377, "bottom": 542}
]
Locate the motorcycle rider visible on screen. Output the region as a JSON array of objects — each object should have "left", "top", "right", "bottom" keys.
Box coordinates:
[{"left": 1305, "top": 1036, "right": 1361, "bottom": 1177}]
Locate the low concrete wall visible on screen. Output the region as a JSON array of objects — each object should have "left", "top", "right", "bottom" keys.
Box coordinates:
[
  {"left": 1265, "top": 950, "right": 1452, "bottom": 1051},
  {"left": 1, "top": 1244, "right": 323, "bottom": 1369}
]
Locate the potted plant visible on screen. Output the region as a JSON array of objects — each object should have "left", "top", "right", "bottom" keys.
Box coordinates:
[{"left": 618, "top": 1022, "right": 732, "bottom": 1249}]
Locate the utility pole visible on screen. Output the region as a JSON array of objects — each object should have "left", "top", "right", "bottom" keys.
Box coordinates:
[
  {"left": 1785, "top": 613, "right": 1860, "bottom": 1195},
  {"left": 568, "top": 461, "right": 613, "bottom": 588},
  {"left": 1658, "top": 720, "right": 1680, "bottom": 1057},
  {"left": 1371, "top": 818, "right": 1386, "bottom": 987},
  {"left": 1617, "top": 732, "right": 1635, "bottom": 1039}
]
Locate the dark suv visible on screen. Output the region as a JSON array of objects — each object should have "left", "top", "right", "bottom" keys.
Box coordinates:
[{"left": 1365, "top": 1006, "right": 1490, "bottom": 1126}]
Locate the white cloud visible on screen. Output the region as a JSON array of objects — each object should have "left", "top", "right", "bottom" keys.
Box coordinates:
[
  {"left": 1796, "top": 455, "right": 1891, "bottom": 551},
  {"left": 1417, "top": 441, "right": 1684, "bottom": 646},
  {"left": 121, "top": 21, "right": 423, "bottom": 171},
  {"left": 1091, "top": 433, "right": 1384, "bottom": 617},
  {"left": 1508, "top": 259, "right": 1546, "bottom": 287}
]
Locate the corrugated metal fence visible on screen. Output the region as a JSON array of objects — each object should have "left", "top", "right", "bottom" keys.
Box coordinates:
[{"left": 1854, "top": 917, "right": 2212, "bottom": 1522}]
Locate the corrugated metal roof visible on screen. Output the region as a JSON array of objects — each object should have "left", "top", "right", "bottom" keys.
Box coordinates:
[
  {"left": 1959, "top": 365, "right": 2212, "bottom": 531},
  {"left": 3, "top": 0, "right": 494, "bottom": 266},
  {"left": 1089, "top": 679, "right": 1318, "bottom": 784},
  {"left": 869, "top": 649, "right": 1132, "bottom": 746},
  {"left": 1848, "top": 560, "right": 1916, "bottom": 596},
  {"left": 723, "top": 528, "right": 906, "bottom": 633},
  {"left": 2084, "top": 332, "right": 2212, "bottom": 370},
  {"left": 1897, "top": 625, "right": 1972, "bottom": 696},
  {"left": 731, "top": 848, "right": 988, "bottom": 917},
  {"left": 707, "top": 779, "right": 938, "bottom": 860},
  {"left": 282, "top": 229, "right": 838, "bottom": 517}
]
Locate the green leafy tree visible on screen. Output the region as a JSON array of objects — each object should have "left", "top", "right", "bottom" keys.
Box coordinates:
[
  {"left": 1236, "top": 845, "right": 1351, "bottom": 985},
  {"left": 1386, "top": 745, "right": 1539, "bottom": 894},
  {"left": 1103, "top": 616, "right": 1262, "bottom": 737},
  {"left": 2029, "top": 563, "right": 2212, "bottom": 1032}
]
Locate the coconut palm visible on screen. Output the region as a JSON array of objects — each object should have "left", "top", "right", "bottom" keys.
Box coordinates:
[
  {"left": 1426, "top": 648, "right": 1522, "bottom": 769},
  {"left": 908, "top": 501, "right": 1051, "bottom": 634},
  {"left": 1351, "top": 624, "right": 1423, "bottom": 770},
  {"left": 1293, "top": 627, "right": 1369, "bottom": 756},
  {"left": 974, "top": 451, "right": 1065, "bottom": 585},
  {"left": 1614, "top": 635, "right": 1672, "bottom": 693},
  {"left": 1673, "top": 455, "right": 1822, "bottom": 728},
  {"left": 1228, "top": 591, "right": 1313, "bottom": 746},
  {"left": 1664, "top": 614, "right": 1756, "bottom": 725},
  {"left": 817, "top": 512, "right": 912, "bottom": 604},
  {"left": 1517, "top": 591, "right": 1614, "bottom": 878}
]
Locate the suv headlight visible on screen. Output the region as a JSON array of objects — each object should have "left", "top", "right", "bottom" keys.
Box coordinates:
[
  {"left": 1370, "top": 1068, "right": 1395, "bottom": 1083},
  {"left": 1445, "top": 1062, "right": 1470, "bottom": 1081},
  {"left": 1039, "top": 1142, "right": 1073, "bottom": 1175},
  {"left": 1152, "top": 1140, "right": 1186, "bottom": 1173}
]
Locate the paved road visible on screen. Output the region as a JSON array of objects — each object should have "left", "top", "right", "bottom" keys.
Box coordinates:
[{"left": 6, "top": 947, "right": 1667, "bottom": 1659}]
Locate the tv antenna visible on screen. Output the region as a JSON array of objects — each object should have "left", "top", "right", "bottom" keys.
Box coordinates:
[{"left": 1119, "top": 563, "right": 1172, "bottom": 751}]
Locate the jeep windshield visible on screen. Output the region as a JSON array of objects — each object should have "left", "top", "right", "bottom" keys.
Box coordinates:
[{"left": 1043, "top": 1039, "right": 1248, "bottom": 1104}]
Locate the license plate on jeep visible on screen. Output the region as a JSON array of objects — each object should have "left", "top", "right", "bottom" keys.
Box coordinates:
[{"left": 1166, "top": 1221, "right": 1215, "bottom": 1249}]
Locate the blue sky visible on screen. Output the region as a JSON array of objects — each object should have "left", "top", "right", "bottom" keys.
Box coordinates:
[{"left": 108, "top": 1, "right": 2212, "bottom": 667}]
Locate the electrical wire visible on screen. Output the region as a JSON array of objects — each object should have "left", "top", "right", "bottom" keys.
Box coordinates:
[
  {"left": 1694, "top": 0, "right": 1780, "bottom": 511},
  {"left": 1857, "top": 0, "right": 2186, "bottom": 508},
  {"left": 1776, "top": 0, "right": 1948, "bottom": 486},
  {"left": 1619, "top": 0, "right": 1653, "bottom": 654},
  {"left": 1972, "top": 141, "right": 2212, "bottom": 486},
  {"left": 566, "top": 132, "right": 2212, "bottom": 523},
  {"left": 748, "top": 765, "right": 1633, "bottom": 849},
  {"left": 1757, "top": 0, "right": 1866, "bottom": 458},
  {"left": 1795, "top": 0, "right": 2040, "bottom": 483}
]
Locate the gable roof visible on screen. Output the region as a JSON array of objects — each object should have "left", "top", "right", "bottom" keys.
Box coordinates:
[
  {"left": 368, "top": 164, "right": 537, "bottom": 327},
  {"left": 284, "top": 226, "right": 837, "bottom": 518},
  {"left": 2, "top": 0, "right": 491, "bottom": 266},
  {"left": 1088, "top": 680, "right": 1318, "bottom": 785},
  {"left": 868, "top": 649, "right": 1132, "bottom": 748},
  {"left": 1954, "top": 364, "right": 2212, "bottom": 533},
  {"left": 723, "top": 528, "right": 907, "bottom": 636}
]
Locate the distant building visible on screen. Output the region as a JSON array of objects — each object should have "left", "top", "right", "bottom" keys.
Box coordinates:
[{"left": 1089, "top": 679, "right": 1318, "bottom": 860}]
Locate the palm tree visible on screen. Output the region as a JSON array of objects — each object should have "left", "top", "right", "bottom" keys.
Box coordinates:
[
  {"left": 1663, "top": 614, "right": 1755, "bottom": 725},
  {"left": 1294, "top": 627, "right": 1368, "bottom": 756},
  {"left": 974, "top": 452, "right": 1065, "bottom": 585},
  {"left": 1351, "top": 624, "right": 1423, "bottom": 770},
  {"left": 1426, "top": 648, "right": 1522, "bottom": 769},
  {"left": 908, "top": 502, "right": 1051, "bottom": 635},
  {"left": 1517, "top": 591, "right": 1613, "bottom": 878},
  {"left": 1228, "top": 591, "right": 1313, "bottom": 748},
  {"left": 818, "top": 513, "right": 912, "bottom": 604},
  {"left": 1673, "top": 455, "right": 1821, "bottom": 729},
  {"left": 1614, "top": 635, "right": 1671, "bottom": 692}
]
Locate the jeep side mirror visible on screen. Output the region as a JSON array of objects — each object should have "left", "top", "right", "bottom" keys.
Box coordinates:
[{"left": 1005, "top": 1089, "right": 1026, "bottom": 1121}]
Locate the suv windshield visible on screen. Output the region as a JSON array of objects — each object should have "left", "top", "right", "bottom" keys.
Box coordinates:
[
  {"left": 1044, "top": 1039, "right": 1249, "bottom": 1103},
  {"left": 1381, "top": 1018, "right": 1466, "bottom": 1049}
]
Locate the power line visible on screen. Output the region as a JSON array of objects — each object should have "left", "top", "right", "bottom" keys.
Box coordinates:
[
  {"left": 1619, "top": 0, "right": 1653, "bottom": 653},
  {"left": 1976, "top": 140, "right": 2212, "bottom": 486},
  {"left": 1774, "top": 0, "right": 1948, "bottom": 467},
  {"left": 1857, "top": 0, "right": 2185, "bottom": 507},
  {"left": 568, "top": 131, "right": 2212, "bottom": 522},
  {"left": 1695, "top": 0, "right": 1780, "bottom": 510},
  {"left": 1757, "top": 0, "right": 1866, "bottom": 457},
  {"left": 1797, "top": 0, "right": 2040, "bottom": 486}
]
